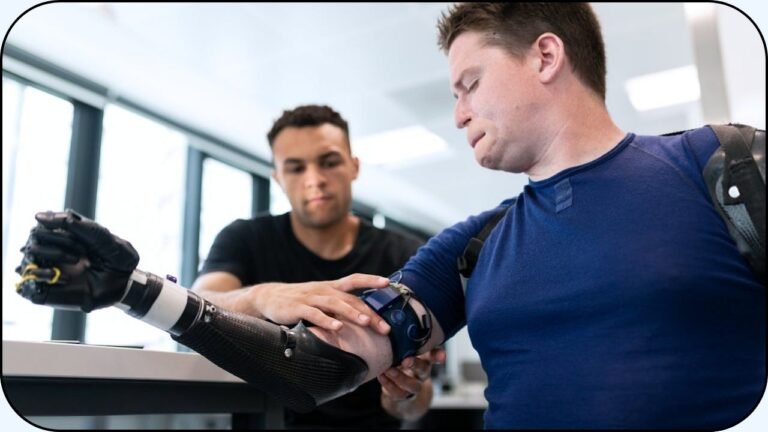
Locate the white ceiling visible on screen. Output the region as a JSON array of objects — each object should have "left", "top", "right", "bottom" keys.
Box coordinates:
[{"left": 2, "top": 2, "right": 765, "bottom": 234}]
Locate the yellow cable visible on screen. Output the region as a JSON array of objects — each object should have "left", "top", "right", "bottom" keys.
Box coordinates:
[
  {"left": 48, "top": 266, "right": 61, "bottom": 284},
  {"left": 15, "top": 263, "right": 62, "bottom": 292}
]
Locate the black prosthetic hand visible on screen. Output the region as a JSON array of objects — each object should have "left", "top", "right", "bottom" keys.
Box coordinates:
[{"left": 16, "top": 209, "right": 139, "bottom": 312}]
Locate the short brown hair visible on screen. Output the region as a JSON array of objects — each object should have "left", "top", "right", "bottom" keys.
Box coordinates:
[
  {"left": 266, "top": 104, "right": 350, "bottom": 149},
  {"left": 437, "top": 3, "right": 606, "bottom": 100}
]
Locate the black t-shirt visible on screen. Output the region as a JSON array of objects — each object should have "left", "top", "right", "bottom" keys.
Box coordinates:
[{"left": 199, "top": 212, "right": 423, "bottom": 429}]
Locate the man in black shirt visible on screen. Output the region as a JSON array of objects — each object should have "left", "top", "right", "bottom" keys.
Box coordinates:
[{"left": 191, "top": 105, "right": 443, "bottom": 428}]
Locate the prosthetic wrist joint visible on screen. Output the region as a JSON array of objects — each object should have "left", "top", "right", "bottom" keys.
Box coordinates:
[{"left": 360, "top": 282, "right": 432, "bottom": 366}]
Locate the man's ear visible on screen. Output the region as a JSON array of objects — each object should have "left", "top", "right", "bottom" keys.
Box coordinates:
[
  {"left": 351, "top": 156, "right": 360, "bottom": 181},
  {"left": 533, "top": 32, "right": 565, "bottom": 84}
]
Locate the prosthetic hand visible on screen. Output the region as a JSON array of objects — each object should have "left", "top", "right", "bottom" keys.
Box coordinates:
[
  {"left": 15, "top": 209, "right": 433, "bottom": 412},
  {"left": 16, "top": 210, "right": 139, "bottom": 312}
]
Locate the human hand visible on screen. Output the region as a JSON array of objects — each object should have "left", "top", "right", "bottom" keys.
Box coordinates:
[
  {"left": 15, "top": 209, "right": 140, "bottom": 312},
  {"left": 252, "top": 273, "right": 393, "bottom": 335},
  {"left": 378, "top": 347, "right": 446, "bottom": 401}
]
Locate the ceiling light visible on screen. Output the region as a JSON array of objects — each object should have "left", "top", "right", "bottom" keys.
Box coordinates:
[
  {"left": 625, "top": 65, "right": 701, "bottom": 111},
  {"left": 353, "top": 125, "right": 449, "bottom": 166},
  {"left": 683, "top": 3, "right": 716, "bottom": 23}
]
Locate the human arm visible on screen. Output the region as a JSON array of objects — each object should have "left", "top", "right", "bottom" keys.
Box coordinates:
[
  {"left": 372, "top": 204, "right": 510, "bottom": 420},
  {"left": 191, "top": 271, "right": 392, "bottom": 334},
  {"left": 190, "top": 218, "right": 393, "bottom": 334},
  {"left": 15, "top": 209, "right": 445, "bottom": 412},
  {"left": 379, "top": 347, "right": 446, "bottom": 421}
]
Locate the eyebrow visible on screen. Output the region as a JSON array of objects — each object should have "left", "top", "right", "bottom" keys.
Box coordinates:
[
  {"left": 282, "top": 150, "right": 343, "bottom": 166},
  {"left": 318, "top": 150, "right": 342, "bottom": 159}
]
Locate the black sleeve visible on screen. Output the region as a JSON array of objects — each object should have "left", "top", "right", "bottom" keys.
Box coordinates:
[{"left": 198, "top": 219, "right": 253, "bottom": 284}]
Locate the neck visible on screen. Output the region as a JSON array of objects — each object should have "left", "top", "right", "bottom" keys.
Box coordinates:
[
  {"left": 527, "top": 86, "right": 625, "bottom": 182},
  {"left": 290, "top": 213, "right": 360, "bottom": 260}
]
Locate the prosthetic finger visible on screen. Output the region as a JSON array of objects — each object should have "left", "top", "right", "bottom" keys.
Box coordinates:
[
  {"left": 27, "top": 225, "right": 87, "bottom": 255},
  {"left": 35, "top": 210, "right": 139, "bottom": 273},
  {"left": 21, "top": 242, "right": 82, "bottom": 265}
]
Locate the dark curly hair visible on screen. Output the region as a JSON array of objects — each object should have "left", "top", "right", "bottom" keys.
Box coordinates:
[{"left": 266, "top": 104, "right": 350, "bottom": 150}]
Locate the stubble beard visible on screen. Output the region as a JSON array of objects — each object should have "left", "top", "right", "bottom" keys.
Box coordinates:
[{"left": 296, "top": 202, "right": 346, "bottom": 230}]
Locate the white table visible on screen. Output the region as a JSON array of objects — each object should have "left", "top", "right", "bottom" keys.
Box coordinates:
[{"left": 1, "top": 340, "right": 283, "bottom": 428}]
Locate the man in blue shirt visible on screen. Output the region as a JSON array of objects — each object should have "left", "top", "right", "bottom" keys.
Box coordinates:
[
  {"left": 397, "top": 4, "right": 763, "bottom": 428},
  {"left": 17, "top": 3, "right": 764, "bottom": 429}
]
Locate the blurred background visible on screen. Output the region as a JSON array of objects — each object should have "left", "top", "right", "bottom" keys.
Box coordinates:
[{"left": 1, "top": 2, "right": 766, "bottom": 430}]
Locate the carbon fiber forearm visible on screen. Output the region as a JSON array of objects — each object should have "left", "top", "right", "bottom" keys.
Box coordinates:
[{"left": 172, "top": 301, "right": 369, "bottom": 412}]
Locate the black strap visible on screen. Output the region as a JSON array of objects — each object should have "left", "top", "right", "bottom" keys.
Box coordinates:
[
  {"left": 705, "top": 124, "right": 765, "bottom": 282},
  {"left": 664, "top": 123, "right": 765, "bottom": 281},
  {"left": 709, "top": 124, "right": 765, "bottom": 245},
  {"left": 457, "top": 204, "right": 511, "bottom": 278}
]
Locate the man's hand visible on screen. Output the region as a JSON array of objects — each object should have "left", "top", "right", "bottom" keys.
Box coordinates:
[
  {"left": 15, "top": 209, "right": 139, "bottom": 312},
  {"left": 378, "top": 347, "right": 446, "bottom": 420},
  {"left": 250, "top": 274, "right": 393, "bottom": 335}
]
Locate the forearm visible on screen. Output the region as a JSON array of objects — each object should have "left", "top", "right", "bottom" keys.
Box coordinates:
[
  {"left": 191, "top": 285, "right": 252, "bottom": 315},
  {"left": 381, "top": 378, "right": 434, "bottom": 421},
  {"left": 193, "top": 282, "right": 279, "bottom": 319}
]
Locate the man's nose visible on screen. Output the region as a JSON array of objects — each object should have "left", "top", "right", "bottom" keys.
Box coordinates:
[
  {"left": 304, "top": 164, "right": 326, "bottom": 188},
  {"left": 454, "top": 99, "right": 471, "bottom": 129}
]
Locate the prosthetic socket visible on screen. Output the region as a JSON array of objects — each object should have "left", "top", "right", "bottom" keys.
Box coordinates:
[{"left": 116, "top": 269, "right": 431, "bottom": 412}]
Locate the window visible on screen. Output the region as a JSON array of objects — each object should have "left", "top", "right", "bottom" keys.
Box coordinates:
[
  {"left": 270, "top": 179, "right": 291, "bottom": 215},
  {"left": 86, "top": 104, "right": 187, "bottom": 351},
  {"left": 198, "top": 157, "right": 252, "bottom": 267},
  {"left": 2, "top": 78, "right": 73, "bottom": 342}
]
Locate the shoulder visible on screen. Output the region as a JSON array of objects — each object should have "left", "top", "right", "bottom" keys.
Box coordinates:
[
  {"left": 633, "top": 126, "right": 720, "bottom": 172},
  {"left": 634, "top": 125, "right": 717, "bottom": 149}
]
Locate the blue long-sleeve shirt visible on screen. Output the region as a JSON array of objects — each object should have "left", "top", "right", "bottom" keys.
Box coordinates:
[{"left": 401, "top": 127, "right": 765, "bottom": 429}]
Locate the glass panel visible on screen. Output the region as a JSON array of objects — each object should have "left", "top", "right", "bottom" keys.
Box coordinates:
[
  {"left": 2, "top": 79, "right": 72, "bottom": 341},
  {"left": 198, "top": 157, "right": 252, "bottom": 267},
  {"left": 269, "top": 179, "right": 291, "bottom": 215},
  {"left": 88, "top": 104, "right": 186, "bottom": 351}
]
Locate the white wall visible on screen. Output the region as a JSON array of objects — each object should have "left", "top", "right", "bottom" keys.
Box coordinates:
[{"left": 718, "top": 3, "right": 767, "bottom": 128}]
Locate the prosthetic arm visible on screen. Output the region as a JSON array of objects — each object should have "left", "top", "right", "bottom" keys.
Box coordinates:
[{"left": 16, "top": 210, "right": 434, "bottom": 413}]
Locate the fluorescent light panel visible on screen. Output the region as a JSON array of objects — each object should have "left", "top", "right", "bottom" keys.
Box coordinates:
[
  {"left": 683, "top": 3, "right": 716, "bottom": 23},
  {"left": 353, "top": 125, "right": 448, "bottom": 166},
  {"left": 625, "top": 65, "right": 701, "bottom": 111}
]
